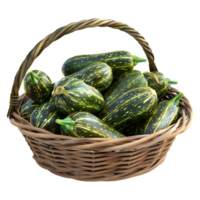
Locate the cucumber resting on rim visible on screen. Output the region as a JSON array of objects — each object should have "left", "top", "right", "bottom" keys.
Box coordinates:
[
  {"left": 56, "top": 112, "right": 125, "bottom": 138},
  {"left": 60, "top": 50, "right": 147, "bottom": 76},
  {"left": 23, "top": 70, "right": 53, "bottom": 104},
  {"left": 124, "top": 92, "right": 184, "bottom": 136}
]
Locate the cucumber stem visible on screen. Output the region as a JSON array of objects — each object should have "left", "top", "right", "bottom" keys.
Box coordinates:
[
  {"left": 27, "top": 71, "right": 40, "bottom": 86},
  {"left": 166, "top": 78, "right": 178, "bottom": 88},
  {"left": 133, "top": 56, "right": 147, "bottom": 66},
  {"left": 56, "top": 117, "right": 75, "bottom": 134},
  {"left": 170, "top": 92, "right": 184, "bottom": 106}
]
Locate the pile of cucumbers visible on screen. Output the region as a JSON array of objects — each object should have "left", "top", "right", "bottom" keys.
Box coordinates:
[{"left": 20, "top": 50, "right": 183, "bottom": 138}]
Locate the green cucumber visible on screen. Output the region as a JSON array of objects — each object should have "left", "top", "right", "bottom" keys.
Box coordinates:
[
  {"left": 23, "top": 70, "right": 53, "bottom": 104},
  {"left": 98, "top": 87, "right": 158, "bottom": 131},
  {"left": 143, "top": 71, "right": 178, "bottom": 99},
  {"left": 62, "top": 51, "right": 146, "bottom": 76},
  {"left": 101, "top": 75, "right": 120, "bottom": 95},
  {"left": 30, "top": 102, "right": 65, "bottom": 134},
  {"left": 56, "top": 112, "right": 125, "bottom": 138},
  {"left": 103, "top": 70, "right": 148, "bottom": 108},
  {"left": 20, "top": 99, "right": 40, "bottom": 122},
  {"left": 131, "top": 92, "right": 184, "bottom": 136},
  {"left": 52, "top": 78, "right": 104, "bottom": 115},
  {"left": 62, "top": 62, "right": 113, "bottom": 92}
]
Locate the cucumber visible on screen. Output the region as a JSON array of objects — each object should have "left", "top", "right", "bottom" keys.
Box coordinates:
[
  {"left": 23, "top": 70, "right": 53, "bottom": 104},
  {"left": 52, "top": 78, "right": 104, "bottom": 115},
  {"left": 62, "top": 51, "right": 146, "bottom": 76},
  {"left": 103, "top": 70, "right": 148, "bottom": 108},
  {"left": 131, "top": 92, "right": 184, "bottom": 136},
  {"left": 143, "top": 71, "right": 178, "bottom": 99},
  {"left": 62, "top": 62, "right": 113, "bottom": 92},
  {"left": 98, "top": 87, "right": 158, "bottom": 131},
  {"left": 101, "top": 75, "right": 120, "bottom": 95},
  {"left": 56, "top": 112, "right": 125, "bottom": 138},
  {"left": 20, "top": 99, "right": 40, "bottom": 122},
  {"left": 30, "top": 102, "right": 65, "bottom": 134}
]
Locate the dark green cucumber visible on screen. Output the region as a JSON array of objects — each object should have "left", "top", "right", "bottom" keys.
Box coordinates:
[
  {"left": 62, "top": 62, "right": 113, "bottom": 92},
  {"left": 132, "top": 92, "right": 184, "bottom": 135},
  {"left": 101, "top": 75, "right": 120, "bottom": 95},
  {"left": 52, "top": 78, "right": 104, "bottom": 115},
  {"left": 143, "top": 71, "right": 178, "bottom": 99},
  {"left": 30, "top": 102, "right": 65, "bottom": 134},
  {"left": 103, "top": 70, "right": 148, "bottom": 108},
  {"left": 56, "top": 112, "right": 125, "bottom": 138},
  {"left": 20, "top": 99, "right": 40, "bottom": 122},
  {"left": 23, "top": 70, "right": 53, "bottom": 104},
  {"left": 62, "top": 51, "right": 146, "bottom": 76},
  {"left": 98, "top": 87, "right": 158, "bottom": 131}
]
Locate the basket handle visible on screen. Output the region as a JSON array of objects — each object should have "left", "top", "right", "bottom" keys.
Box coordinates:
[{"left": 7, "top": 18, "right": 158, "bottom": 117}]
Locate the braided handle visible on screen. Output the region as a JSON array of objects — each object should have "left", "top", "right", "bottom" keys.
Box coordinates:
[{"left": 7, "top": 18, "right": 157, "bottom": 117}]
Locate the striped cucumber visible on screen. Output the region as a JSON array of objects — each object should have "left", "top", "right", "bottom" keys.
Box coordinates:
[
  {"left": 52, "top": 78, "right": 104, "bottom": 115},
  {"left": 62, "top": 62, "right": 113, "bottom": 92},
  {"left": 103, "top": 70, "right": 148, "bottom": 108},
  {"left": 132, "top": 92, "right": 184, "bottom": 135},
  {"left": 143, "top": 71, "right": 178, "bottom": 99},
  {"left": 30, "top": 102, "right": 65, "bottom": 134},
  {"left": 98, "top": 87, "right": 158, "bottom": 131},
  {"left": 62, "top": 51, "right": 146, "bottom": 76},
  {"left": 20, "top": 99, "right": 40, "bottom": 122},
  {"left": 101, "top": 75, "right": 120, "bottom": 95},
  {"left": 56, "top": 112, "right": 125, "bottom": 138},
  {"left": 23, "top": 70, "right": 53, "bottom": 104}
]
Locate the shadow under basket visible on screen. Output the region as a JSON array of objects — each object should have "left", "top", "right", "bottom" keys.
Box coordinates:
[{"left": 8, "top": 19, "right": 193, "bottom": 181}]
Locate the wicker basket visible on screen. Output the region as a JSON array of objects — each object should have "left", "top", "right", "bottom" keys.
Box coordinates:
[{"left": 8, "top": 19, "right": 193, "bottom": 181}]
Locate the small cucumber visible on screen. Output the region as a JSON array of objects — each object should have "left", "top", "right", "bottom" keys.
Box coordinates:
[
  {"left": 23, "top": 70, "right": 53, "bottom": 104},
  {"left": 131, "top": 92, "right": 184, "bottom": 135},
  {"left": 56, "top": 112, "right": 125, "bottom": 138},
  {"left": 20, "top": 99, "right": 40, "bottom": 122}
]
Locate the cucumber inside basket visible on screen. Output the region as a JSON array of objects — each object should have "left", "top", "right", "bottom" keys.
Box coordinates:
[{"left": 19, "top": 52, "right": 182, "bottom": 137}]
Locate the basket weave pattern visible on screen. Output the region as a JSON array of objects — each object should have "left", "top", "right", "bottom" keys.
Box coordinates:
[{"left": 8, "top": 19, "right": 193, "bottom": 181}]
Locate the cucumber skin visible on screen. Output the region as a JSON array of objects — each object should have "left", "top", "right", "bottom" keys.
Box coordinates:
[
  {"left": 20, "top": 99, "right": 40, "bottom": 122},
  {"left": 23, "top": 70, "right": 53, "bottom": 104},
  {"left": 53, "top": 78, "right": 104, "bottom": 115},
  {"left": 62, "top": 51, "right": 134, "bottom": 76},
  {"left": 103, "top": 70, "right": 148, "bottom": 108},
  {"left": 63, "top": 62, "right": 113, "bottom": 92},
  {"left": 63, "top": 112, "right": 125, "bottom": 138},
  {"left": 101, "top": 75, "right": 119, "bottom": 95},
  {"left": 131, "top": 100, "right": 180, "bottom": 136},
  {"left": 98, "top": 87, "right": 158, "bottom": 131},
  {"left": 30, "top": 102, "right": 66, "bottom": 134}
]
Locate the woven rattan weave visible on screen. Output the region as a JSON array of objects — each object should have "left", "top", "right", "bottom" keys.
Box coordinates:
[{"left": 5, "top": 18, "right": 195, "bottom": 182}]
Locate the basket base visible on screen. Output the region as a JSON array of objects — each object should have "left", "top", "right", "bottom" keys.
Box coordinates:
[{"left": 30, "top": 154, "right": 169, "bottom": 183}]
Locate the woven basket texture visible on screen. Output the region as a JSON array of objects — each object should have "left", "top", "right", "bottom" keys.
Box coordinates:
[{"left": 8, "top": 19, "right": 193, "bottom": 181}]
